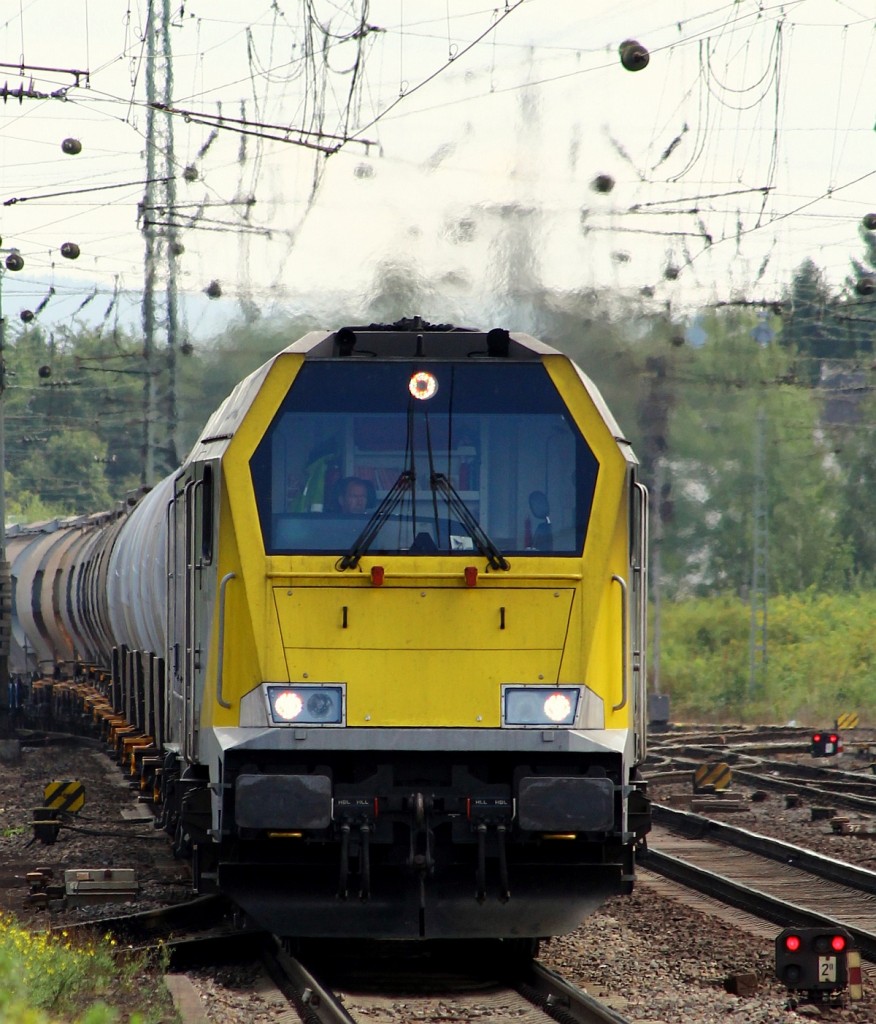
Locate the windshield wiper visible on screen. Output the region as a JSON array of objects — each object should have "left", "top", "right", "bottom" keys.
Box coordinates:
[
  {"left": 338, "top": 470, "right": 414, "bottom": 570},
  {"left": 430, "top": 473, "right": 510, "bottom": 571}
]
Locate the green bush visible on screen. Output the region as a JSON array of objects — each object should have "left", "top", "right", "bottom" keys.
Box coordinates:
[
  {"left": 0, "top": 914, "right": 177, "bottom": 1024},
  {"left": 657, "top": 591, "right": 876, "bottom": 724}
]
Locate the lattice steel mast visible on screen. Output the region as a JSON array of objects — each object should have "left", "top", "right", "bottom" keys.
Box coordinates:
[{"left": 141, "top": 0, "right": 181, "bottom": 486}]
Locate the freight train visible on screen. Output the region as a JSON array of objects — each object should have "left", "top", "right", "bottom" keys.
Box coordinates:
[{"left": 8, "top": 318, "right": 650, "bottom": 941}]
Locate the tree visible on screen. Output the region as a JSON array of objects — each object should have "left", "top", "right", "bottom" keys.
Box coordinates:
[
  {"left": 779, "top": 259, "right": 852, "bottom": 382},
  {"left": 11, "top": 431, "right": 114, "bottom": 512},
  {"left": 845, "top": 220, "right": 876, "bottom": 354},
  {"left": 3, "top": 323, "right": 147, "bottom": 513},
  {"left": 662, "top": 308, "right": 849, "bottom": 595},
  {"left": 831, "top": 392, "right": 876, "bottom": 580}
]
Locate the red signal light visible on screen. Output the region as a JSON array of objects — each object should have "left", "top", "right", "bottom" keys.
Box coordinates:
[
  {"left": 785, "top": 935, "right": 801, "bottom": 952},
  {"left": 831, "top": 934, "right": 847, "bottom": 952}
]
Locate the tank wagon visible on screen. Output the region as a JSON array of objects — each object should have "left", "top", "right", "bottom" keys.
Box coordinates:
[{"left": 10, "top": 319, "right": 650, "bottom": 941}]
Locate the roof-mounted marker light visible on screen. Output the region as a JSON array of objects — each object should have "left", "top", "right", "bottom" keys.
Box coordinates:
[{"left": 409, "top": 371, "right": 438, "bottom": 400}]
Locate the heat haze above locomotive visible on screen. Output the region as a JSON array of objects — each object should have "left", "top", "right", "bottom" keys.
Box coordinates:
[{"left": 9, "top": 319, "right": 650, "bottom": 941}]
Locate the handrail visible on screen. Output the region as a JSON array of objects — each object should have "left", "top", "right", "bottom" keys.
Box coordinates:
[
  {"left": 611, "top": 573, "right": 628, "bottom": 712},
  {"left": 633, "top": 479, "right": 650, "bottom": 755},
  {"left": 216, "top": 571, "right": 236, "bottom": 709},
  {"left": 184, "top": 478, "right": 202, "bottom": 752}
]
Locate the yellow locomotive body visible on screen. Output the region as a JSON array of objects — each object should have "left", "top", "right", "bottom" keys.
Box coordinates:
[{"left": 12, "top": 321, "right": 649, "bottom": 941}]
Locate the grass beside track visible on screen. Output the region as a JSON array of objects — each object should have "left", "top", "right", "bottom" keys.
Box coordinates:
[{"left": 0, "top": 911, "right": 179, "bottom": 1024}]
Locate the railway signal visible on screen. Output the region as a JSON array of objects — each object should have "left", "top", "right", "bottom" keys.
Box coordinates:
[
  {"left": 775, "top": 927, "right": 853, "bottom": 1003},
  {"left": 811, "top": 731, "right": 842, "bottom": 757}
]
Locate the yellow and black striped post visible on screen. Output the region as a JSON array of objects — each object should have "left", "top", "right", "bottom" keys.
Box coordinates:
[
  {"left": 43, "top": 780, "right": 85, "bottom": 814},
  {"left": 693, "top": 762, "right": 732, "bottom": 793},
  {"left": 836, "top": 713, "right": 859, "bottom": 731}
]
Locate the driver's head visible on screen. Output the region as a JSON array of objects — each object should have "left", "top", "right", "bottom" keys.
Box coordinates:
[{"left": 339, "top": 478, "right": 368, "bottom": 513}]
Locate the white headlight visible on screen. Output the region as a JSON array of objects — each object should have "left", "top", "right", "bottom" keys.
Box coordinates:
[
  {"left": 543, "top": 691, "right": 573, "bottom": 723},
  {"left": 274, "top": 690, "right": 304, "bottom": 721},
  {"left": 502, "top": 686, "right": 580, "bottom": 727},
  {"left": 267, "top": 685, "right": 345, "bottom": 725}
]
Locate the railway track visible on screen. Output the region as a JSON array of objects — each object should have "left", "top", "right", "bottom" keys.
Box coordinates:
[
  {"left": 645, "top": 744, "right": 876, "bottom": 814},
  {"left": 644, "top": 804, "right": 876, "bottom": 960},
  {"left": 53, "top": 898, "right": 635, "bottom": 1024},
  {"left": 261, "top": 937, "right": 635, "bottom": 1024},
  {"left": 48, "top": 894, "right": 230, "bottom": 939},
  {"left": 169, "top": 932, "right": 639, "bottom": 1024}
]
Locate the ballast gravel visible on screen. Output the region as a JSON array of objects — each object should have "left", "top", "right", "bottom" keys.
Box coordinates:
[{"left": 1, "top": 738, "right": 875, "bottom": 1022}]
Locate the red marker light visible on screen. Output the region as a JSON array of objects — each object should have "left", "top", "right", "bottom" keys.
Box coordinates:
[
  {"left": 371, "top": 566, "right": 385, "bottom": 586},
  {"left": 464, "top": 566, "right": 478, "bottom": 587},
  {"left": 831, "top": 935, "right": 847, "bottom": 952},
  {"left": 785, "top": 935, "right": 802, "bottom": 952},
  {"left": 829, "top": 734, "right": 838, "bottom": 744},
  {"left": 812, "top": 733, "right": 821, "bottom": 742}
]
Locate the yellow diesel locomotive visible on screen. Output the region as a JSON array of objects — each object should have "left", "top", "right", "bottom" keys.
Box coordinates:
[{"left": 10, "top": 319, "right": 650, "bottom": 940}]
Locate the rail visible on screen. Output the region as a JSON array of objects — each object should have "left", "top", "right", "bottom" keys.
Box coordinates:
[{"left": 523, "top": 960, "right": 635, "bottom": 1023}]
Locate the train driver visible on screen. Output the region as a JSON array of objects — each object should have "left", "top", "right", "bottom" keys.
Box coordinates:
[{"left": 338, "top": 477, "right": 370, "bottom": 514}]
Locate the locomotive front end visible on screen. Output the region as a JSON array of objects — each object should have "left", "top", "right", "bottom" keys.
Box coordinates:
[{"left": 187, "top": 323, "right": 649, "bottom": 940}]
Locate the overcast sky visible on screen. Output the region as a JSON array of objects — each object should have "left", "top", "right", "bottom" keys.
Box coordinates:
[{"left": 0, "top": 0, "right": 873, "bottom": 335}]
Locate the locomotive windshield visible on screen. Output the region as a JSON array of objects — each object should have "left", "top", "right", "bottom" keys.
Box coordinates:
[{"left": 250, "top": 361, "right": 598, "bottom": 556}]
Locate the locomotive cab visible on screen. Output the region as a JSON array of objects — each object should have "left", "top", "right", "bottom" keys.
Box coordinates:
[{"left": 190, "top": 323, "right": 650, "bottom": 939}]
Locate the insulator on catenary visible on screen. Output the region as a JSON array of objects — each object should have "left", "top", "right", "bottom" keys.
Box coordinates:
[
  {"left": 863, "top": 213, "right": 876, "bottom": 231},
  {"left": 204, "top": 279, "right": 222, "bottom": 299},
  {"left": 592, "top": 174, "right": 615, "bottom": 194},
  {"left": 855, "top": 276, "right": 876, "bottom": 296},
  {"left": 20, "top": 309, "right": 33, "bottom": 323},
  {"left": 183, "top": 165, "right": 198, "bottom": 182},
  {"left": 61, "top": 137, "right": 82, "bottom": 155},
  {"left": 5, "top": 252, "right": 23, "bottom": 271},
  {"left": 619, "top": 39, "right": 650, "bottom": 72},
  {"left": 60, "top": 242, "right": 80, "bottom": 260}
]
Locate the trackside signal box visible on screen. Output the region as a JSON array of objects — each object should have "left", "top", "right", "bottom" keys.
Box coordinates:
[
  {"left": 810, "top": 731, "right": 841, "bottom": 757},
  {"left": 775, "top": 927, "right": 852, "bottom": 1001}
]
